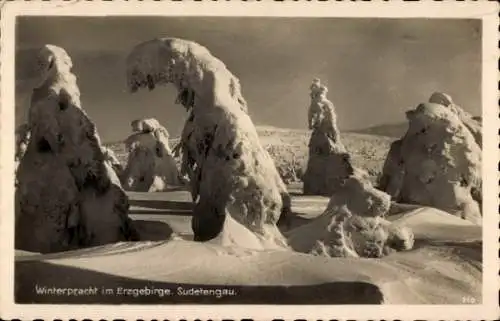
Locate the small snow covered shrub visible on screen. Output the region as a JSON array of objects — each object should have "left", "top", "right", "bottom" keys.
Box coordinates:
[
  {"left": 264, "top": 144, "right": 305, "bottom": 184},
  {"left": 122, "top": 118, "right": 184, "bottom": 192},
  {"left": 288, "top": 176, "right": 415, "bottom": 258}
]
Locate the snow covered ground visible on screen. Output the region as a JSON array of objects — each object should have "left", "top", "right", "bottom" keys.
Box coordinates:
[{"left": 15, "top": 188, "right": 481, "bottom": 305}]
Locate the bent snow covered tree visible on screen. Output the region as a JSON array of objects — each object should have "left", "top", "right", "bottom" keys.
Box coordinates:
[
  {"left": 16, "top": 45, "right": 138, "bottom": 253},
  {"left": 126, "top": 38, "right": 290, "bottom": 246}
]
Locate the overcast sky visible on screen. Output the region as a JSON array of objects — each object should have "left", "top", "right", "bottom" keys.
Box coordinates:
[{"left": 15, "top": 16, "right": 481, "bottom": 142}]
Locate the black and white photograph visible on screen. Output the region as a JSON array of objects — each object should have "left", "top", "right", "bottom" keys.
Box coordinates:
[{"left": 1, "top": 1, "right": 498, "bottom": 320}]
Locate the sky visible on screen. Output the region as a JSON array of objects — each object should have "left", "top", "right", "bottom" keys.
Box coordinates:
[{"left": 15, "top": 16, "right": 481, "bottom": 143}]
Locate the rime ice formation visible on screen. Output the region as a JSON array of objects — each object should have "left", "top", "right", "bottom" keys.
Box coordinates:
[
  {"left": 288, "top": 176, "right": 414, "bottom": 258},
  {"left": 122, "top": 118, "right": 183, "bottom": 192},
  {"left": 302, "top": 79, "right": 355, "bottom": 196},
  {"left": 328, "top": 175, "right": 392, "bottom": 218},
  {"left": 428, "top": 92, "right": 482, "bottom": 147},
  {"left": 378, "top": 101, "right": 482, "bottom": 224},
  {"left": 15, "top": 124, "right": 30, "bottom": 170},
  {"left": 378, "top": 139, "right": 404, "bottom": 200},
  {"left": 126, "top": 38, "right": 290, "bottom": 246},
  {"left": 15, "top": 124, "right": 30, "bottom": 160},
  {"left": 131, "top": 117, "right": 170, "bottom": 137},
  {"left": 172, "top": 110, "right": 198, "bottom": 200},
  {"left": 101, "top": 146, "right": 124, "bottom": 178},
  {"left": 15, "top": 124, "right": 31, "bottom": 186},
  {"left": 15, "top": 45, "right": 138, "bottom": 253}
]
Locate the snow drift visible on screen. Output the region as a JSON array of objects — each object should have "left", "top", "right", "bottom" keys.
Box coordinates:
[
  {"left": 122, "top": 118, "right": 183, "bottom": 192},
  {"left": 379, "top": 98, "right": 482, "bottom": 224},
  {"left": 126, "top": 38, "right": 290, "bottom": 247},
  {"left": 15, "top": 45, "right": 138, "bottom": 253},
  {"left": 15, "top": 202, "right": 481, "bottom": 304}
]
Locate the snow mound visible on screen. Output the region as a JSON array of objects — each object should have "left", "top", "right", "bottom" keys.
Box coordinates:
[
  {"left": 389, "top": 206, "right": 481, "bottom": 243},
  {"left": 208, "top": 214, "right": 289, "bottom": 251}
]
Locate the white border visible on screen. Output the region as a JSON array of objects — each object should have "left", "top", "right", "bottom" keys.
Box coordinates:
[{"left": 1, "top": 1, "right": 499, "bottom": 320}]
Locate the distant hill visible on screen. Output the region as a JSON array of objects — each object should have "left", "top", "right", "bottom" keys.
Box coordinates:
[
  {"left": 349, "top": 122, "right": 408, "bottom": 138},
  {"left": 351, "top": 113, "right": 482, "bottom": 138}
]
